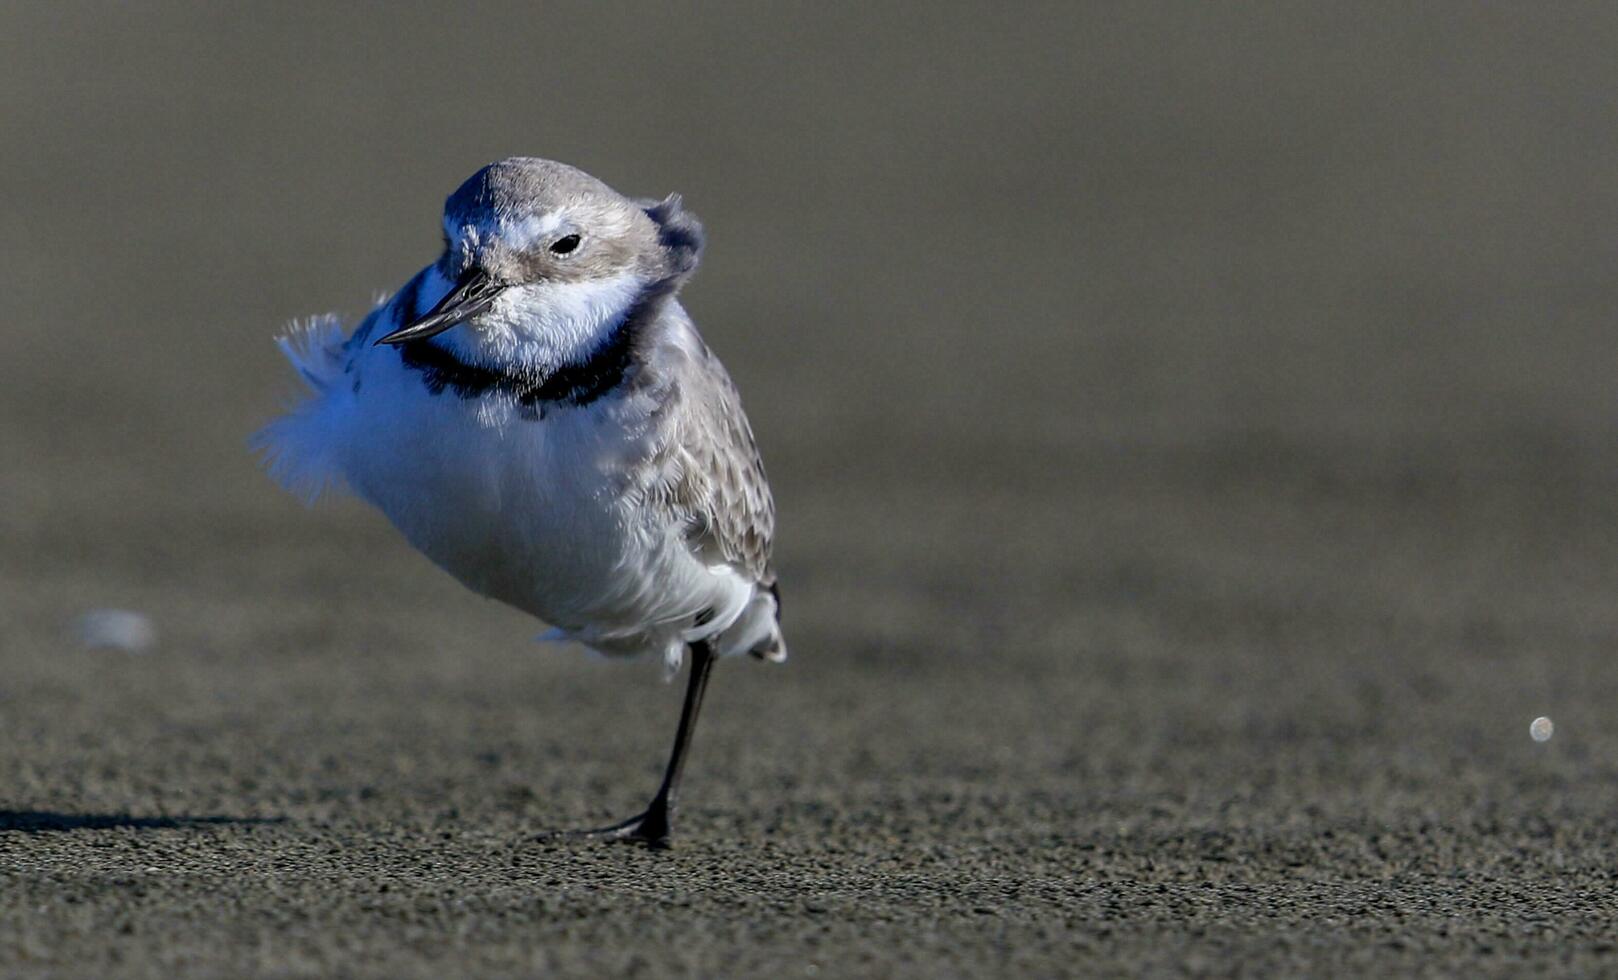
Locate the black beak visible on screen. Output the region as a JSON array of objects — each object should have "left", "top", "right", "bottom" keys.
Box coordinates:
[{"left": 374, "top": 268, "right": 505, "bottom": 346}]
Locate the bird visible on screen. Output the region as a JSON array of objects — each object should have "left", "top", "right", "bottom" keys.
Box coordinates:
[{"left": 253, "top": 157, "right": 783, "bottom": 848}]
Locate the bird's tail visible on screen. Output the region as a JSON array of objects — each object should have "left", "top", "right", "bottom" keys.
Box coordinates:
[
  {"left": 752, "top": 582, "right": 787, "bottom": 663},
  {"left": 716, "top": 581, "right": 786, "bottom": 663}
]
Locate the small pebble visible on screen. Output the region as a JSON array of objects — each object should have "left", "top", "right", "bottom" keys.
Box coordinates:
[
  {"left": 74, "top": 609, "right": 156, "bottom": 653},
  {"left": 1530, "top": 716, "right": 1554, "bottom": 742}
]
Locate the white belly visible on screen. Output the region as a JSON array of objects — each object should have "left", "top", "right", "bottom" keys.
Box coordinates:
[
  {"left": 255, "top": 310, "right": 767, "bottom": 668},
  {"left": 323, "top": 358, "right": 744, "bottom": 655}
]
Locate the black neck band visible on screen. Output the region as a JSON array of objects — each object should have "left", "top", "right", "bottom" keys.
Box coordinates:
[{"left": 397, "top": 289, "right": 656, "bottom": 409}]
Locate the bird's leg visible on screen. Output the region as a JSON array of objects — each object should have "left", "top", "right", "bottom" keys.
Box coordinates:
[{"left": 555, "top": 640, "right": 716, "bottom": 849}]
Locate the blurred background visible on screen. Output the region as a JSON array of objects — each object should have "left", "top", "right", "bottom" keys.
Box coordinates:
[{"left": 4, "top": 3, "right": 1618, "bottom": 975}]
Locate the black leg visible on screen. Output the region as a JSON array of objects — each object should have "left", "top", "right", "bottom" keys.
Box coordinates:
[{"left": 549, "top": 640, "right": 716, "bottom": 849}]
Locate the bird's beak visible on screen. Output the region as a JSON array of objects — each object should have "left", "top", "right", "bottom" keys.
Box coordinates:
[{"left": 374, "top": 268, "right": 505, "bottom": 346}]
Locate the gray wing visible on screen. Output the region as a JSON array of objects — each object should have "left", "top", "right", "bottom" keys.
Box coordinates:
[{"left": 662, "top": 343, "right": 776, "bottom": 585}]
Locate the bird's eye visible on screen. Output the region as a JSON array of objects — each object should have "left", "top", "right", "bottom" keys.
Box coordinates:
[{"left": 550, "top": 234, "right": 581, "bottom": 255}]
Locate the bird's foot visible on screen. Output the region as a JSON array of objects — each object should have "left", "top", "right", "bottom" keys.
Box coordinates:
[{"left": 538, "top": 804, "right": 672, "bottom": 849}]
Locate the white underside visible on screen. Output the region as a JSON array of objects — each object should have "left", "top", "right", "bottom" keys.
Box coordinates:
[{"left": 255, "top": 282, "right": 774, "bottom": 674}]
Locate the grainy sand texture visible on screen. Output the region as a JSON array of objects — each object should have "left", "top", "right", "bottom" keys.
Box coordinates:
[{"left": 6, "top": 4, "right": 1618, "bottom": 976}]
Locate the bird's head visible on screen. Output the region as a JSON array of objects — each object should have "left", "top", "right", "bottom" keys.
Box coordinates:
[{"left": 375, "top": 157, "right": 703, "bottom": 353}]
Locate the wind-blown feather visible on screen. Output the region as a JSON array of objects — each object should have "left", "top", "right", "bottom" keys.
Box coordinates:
[{"left": 251, "top": 313, "right": 358, "bottom": 503}]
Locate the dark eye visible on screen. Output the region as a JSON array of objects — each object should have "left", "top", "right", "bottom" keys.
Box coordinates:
[{"left": 550, "top": 234, "right": 581, "bottom": 255}]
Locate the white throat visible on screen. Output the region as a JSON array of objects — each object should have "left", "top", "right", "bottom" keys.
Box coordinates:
[{"left": 418, "top": 266, "right": 643, "bottom": 374}]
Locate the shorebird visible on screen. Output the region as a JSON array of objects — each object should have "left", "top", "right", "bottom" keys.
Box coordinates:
[{"left": 255, "top": 158, "right": 783, "bottom": 847}]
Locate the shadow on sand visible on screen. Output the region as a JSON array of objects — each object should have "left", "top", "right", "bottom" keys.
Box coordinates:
[{"left": 0, "top": 810, "right": 285, "bottom": 833}]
